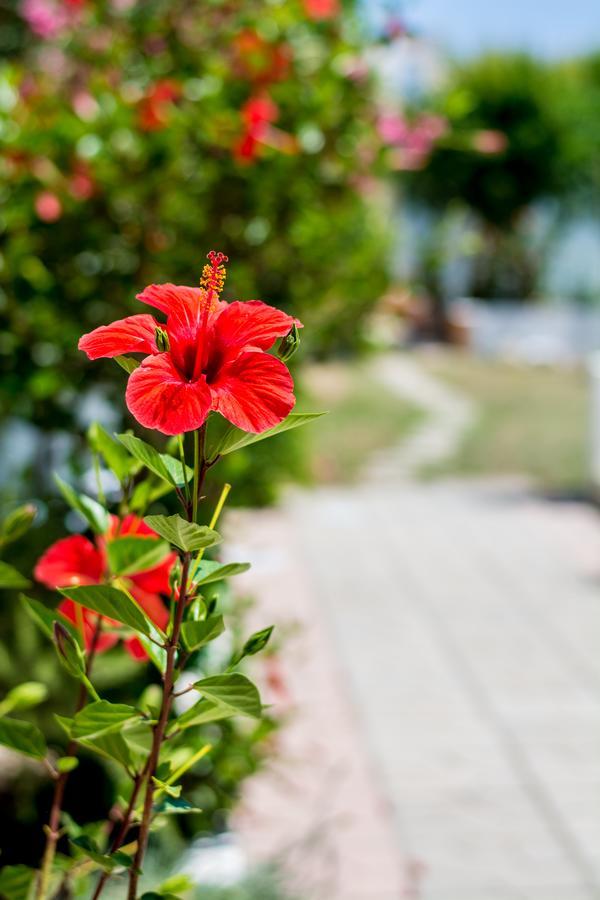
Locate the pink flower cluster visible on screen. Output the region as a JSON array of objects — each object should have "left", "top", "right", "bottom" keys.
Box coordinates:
[
  {"left": 21, "top": 0, "right": 83, "bottom": 39},
  {"left": 377, "top": 112, "right": 448, "bottom": 170}
]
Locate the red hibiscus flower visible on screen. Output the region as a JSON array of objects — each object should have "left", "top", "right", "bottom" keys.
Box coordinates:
[
  {"left": 234, "top": 94, "right": 279, "bottom": 164},
  {"left": 303, "top": 0, "right": 340, "bottom": 20},
  {"left": 34, "top": 514, "right": 176, "bottom": 661},
  {"left": 78, "top": 252, "right": 300, "bottom": 436},
  {"left": 138, "top": 79, "right": 181, "bottom": 132}
]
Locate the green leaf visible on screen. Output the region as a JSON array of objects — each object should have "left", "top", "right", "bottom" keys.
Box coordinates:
[
  {"left": 153, "top": 796, "right": 203, "bottom": 816},
  {"left": 151, "top": 777, "right": 181, "bottom": 798},
  {"left": 69, "top": 700, "right": 141, "bottom": 740},
  {"left": 117, "top": 433, "right": 174, "bottom": 483},
  {"left": 106, "top": 536, "right": 171, "bottom": 577},
  {"left": 180, "top": 616, "right": 225, "bottom": 652},
  {"left": 0, "top": 504, "right": 36, "bottom": 546},
  {"left": 0, "top": 864, "right": 35, "bottom": 900},
  {"left": 208, "top": 412, "right": 325, "bottom": 459},
  {"left": 87, "top": 422, "right": 136, "bottom": 482},
  {"left": 160, "top": 454, "right": 194, "bottom": 488},
  {"left": 0, "top": 682, "right": 47, "bottom": 717},
  {"left": 0, "top": 717, "right": 46, "bottom": 759},
  {"left": 190, "top": 560, "right": 250, "bottom": 586},
  {"left": 192, "top": 673, "right": 261, "bottom": 719},
  {"left": 134, "top": 633, "right": 167, "bottom": 673},
  {"left": 156, "top": 874, "right": 195, "bottom": 895},
  {"left": 59, "top": 584, "right": 157, "bottom": 637},
  {"left": 114, "top": 355, "right": 140, "bottom": 374},
  {"left": 77, "top": 731, "right": 134, "bottom": 771},
  {"left": 56, "top": 756, "right": 79, "bottom": 773},
  {"left": 21, "top": 594, "right": 80, "bottom": 644},
  {"left": 170, "top": 700, "right": 233, "bottom": 732},
  {"left": 237, "top": 625, "right": 274, "bottom": 661},
  {"left": 143, "top": 515, "right": 221, "bottom": 553},
  {"left": 54, "top": 474, "right": 110, "bottom": 534},
  {"left": 140, "top": 894, "right": 182, "bottom": 900},
  {"left": 117, "top": 434, "right": 192, "bottom": 488},
  {"left": 0, "top": 561, "right": 30, "bottom": 589},
  {"left": 70, "top": 835, "right": 134, "bottom": 872}
]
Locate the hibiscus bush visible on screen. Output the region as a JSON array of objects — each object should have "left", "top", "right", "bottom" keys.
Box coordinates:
[
  {"left": 0, "top": 252, "right": 322, "bottom": 898},
  {"left": 0, "top": 0, "right": 387, "bottom": 445}
]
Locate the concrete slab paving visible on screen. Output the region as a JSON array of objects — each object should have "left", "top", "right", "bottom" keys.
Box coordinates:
[{"left": 230, "top": 356, "right": 600, "bottom": 899}]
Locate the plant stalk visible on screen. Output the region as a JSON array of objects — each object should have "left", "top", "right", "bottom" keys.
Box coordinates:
[
  {"left": 126, "top": 424, "right": 207, "bottom": 899},
  {"left": 36, "top": 616, "right": 103, "bottom": 900}
]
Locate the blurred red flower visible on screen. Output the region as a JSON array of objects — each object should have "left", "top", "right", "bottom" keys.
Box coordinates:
[
  {"left": 303, "top": 0, "right": 340, "bottom": 21},
  {"left": 232, "top": 29, "right": 291, "bottom": 85},
  {"left": 34, "top": 515, "right": 176, "bottom": 661},
  {"left": 68, "top": 160, "right": 95, "bottom": 200},
  {"left": 234, "top": 94, "right": 279, "bottom": 163},
  {"left": 35, "top": 190, "right": 62, "bottom": 222},
  {"left": 138, "top": 79, "right": 181, "bottom": 132},
  {"left": 79, "top": 252, "right": 300, "bottom": 435}
]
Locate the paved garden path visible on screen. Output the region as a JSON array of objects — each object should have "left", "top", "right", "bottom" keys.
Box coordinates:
[{"left": 230, "top": 355, "right": 600, "bottom": 900}]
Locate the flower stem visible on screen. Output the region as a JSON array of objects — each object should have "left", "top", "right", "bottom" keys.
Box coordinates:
[
  {"left": 36, "top": 617, "right": 103, "bottom": 900},
  {"left": 90, "top": 772, "right": 144, "bottom": 900},
  {"left": 126, "top": 552, "right": 191, "bottom": 900},
  {"left": 127, "top": 426, "right": 207, "bottom": 900},
  {"left": 192, "top": 429, "right": 200, "bottom": 523}
]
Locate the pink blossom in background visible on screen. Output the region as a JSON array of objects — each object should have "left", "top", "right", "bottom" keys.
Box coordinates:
[
  {"left": 71, "top": 89, "right": 99, "bottom": 121},
  {"left": 377, "top": 113, "right": 408, "bottom": 146},
  {"left": 35, "top": 191, "right": 62, "bottom": 222},
  {"left": 378, "top": 110, "right": 448, "bottom": 170},
  {"left": 68, "top": 161, "right": 95, "bottom": 200},
  {"left": 21, "top": 0, "right": 82, "bottom": 38},
  {"left": 472, "top": 129, "right": 508, "bottom": 154}
]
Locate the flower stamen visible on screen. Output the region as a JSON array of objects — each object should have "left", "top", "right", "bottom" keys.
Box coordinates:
[{"left": 200, "top": 250, "right": 228, "bottom": 299}]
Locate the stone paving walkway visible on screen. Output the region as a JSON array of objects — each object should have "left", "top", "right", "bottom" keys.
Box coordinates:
[{"left": 231, "top": 355, "right": 600, "bottom": 900}]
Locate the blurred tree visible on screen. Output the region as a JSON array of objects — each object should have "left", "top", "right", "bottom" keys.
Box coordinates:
[{"left": 404, "top": 54, "right": 570, "bottom": 324}]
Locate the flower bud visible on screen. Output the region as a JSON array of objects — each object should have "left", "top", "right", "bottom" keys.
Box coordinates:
[
  {"left": 169, "top": 558, "right": 182, "bottom": 592},
  {"left": 53, "top": 621, "right": 85, "bottom": 677},
  {"left": 1, "top": 504, "right": 37, "bottom": 545},
  {"left": 277, "top": 323, "right": 300, "bottom": 362},
  {"left": 155, "top": 326, "right": 170, "bottom": 352}
]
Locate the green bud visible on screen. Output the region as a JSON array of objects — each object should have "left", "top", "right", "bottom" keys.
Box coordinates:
[
  {"left": 0, "top": 681, "right": 48, "bottom": 718},
  {"left": 155, "top": 326, "right": 170, "bottom": 353},
  {"left": 169, "top": 558, "right": 182, "bottom": 592},
  {"left": 1, "top": 504, "right": 37, "bottom": 546},
  {"left": 53, "top": 621, "right": 86, "bottom": 678},
  {"left": 240, "top": 625, "right": 274, "bottom": 660},
  {"left": 277, "top": 323, "right": 300, "bottom": 362},
  {"left": 56, "top": 756, "right": 79, "bottom": 774}
]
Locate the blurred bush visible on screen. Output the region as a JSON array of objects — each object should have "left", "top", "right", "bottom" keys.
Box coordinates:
[
  {"left": 0, "top": 0, "right": 388, "bottom": 502},
  {"left": 0, "top": 0, "right": 390, "bottom": 873}
]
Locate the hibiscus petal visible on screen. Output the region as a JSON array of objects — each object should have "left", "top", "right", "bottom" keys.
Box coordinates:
[
  {"left": 125, "top": 354, "right": 212, "bottom": 435},
  {"left": 210, "top": 350, "right": 295, "bottom": 433},
  {"left": 129, "top": 585, "right": 169, "bottom": 632},
  {"left": 34, "top": 535, "right": 105, "bottom": 589},
  {"left": 124, "top": 636, "right": 148, "bottom": 661},
  {"left": 58, "top": 600, "right": 119, "bottom": 654},
  {"left": 136, "top": 283, "right": 204, "bottom": 316},
  {"left": 130, "top": 553, "right": 176, "bottom": 595},
  {"left": 78, "top": 315, "right": 159, "bottom": 360},
  {"left": 213, "top": 300, "right": 301, "bottom": 358}
]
